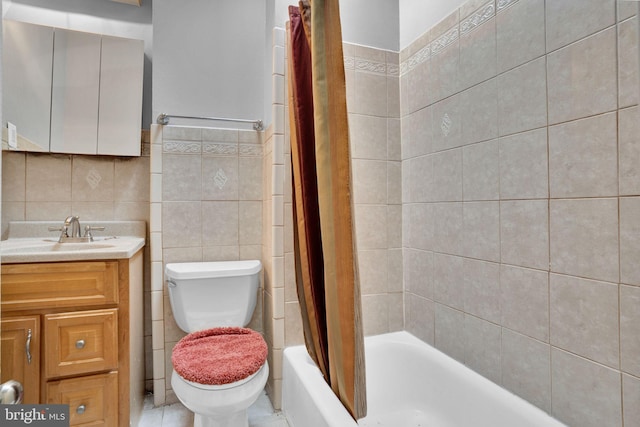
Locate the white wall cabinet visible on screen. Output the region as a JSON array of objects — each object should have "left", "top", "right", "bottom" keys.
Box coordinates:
[
  {"left": 2, "top": 20, "right": 54, "bottom": 152},
  {"left": 98, "top": 36, "right": 144, "bottom": 156},
  {"left": 50, "top": 28, "right": 102, "bottom": 155},
  {"left": 3, "top": 20, "right": 144, "bottom": 156}
]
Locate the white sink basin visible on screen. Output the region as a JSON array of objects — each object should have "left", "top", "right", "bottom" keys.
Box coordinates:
[
  {"left": 1, "top": 236, "right": 145, "bottom": 263},
  {"left": 1, "top": 242, "right": 116, "bottom": 254}
]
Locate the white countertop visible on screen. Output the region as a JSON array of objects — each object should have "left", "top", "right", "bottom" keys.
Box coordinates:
[
  {"left": 1, "top": 220, "right": 146, "bottom": 264},
  {"left": 1, "top": 236, "right": 145, "bottom": 264}
]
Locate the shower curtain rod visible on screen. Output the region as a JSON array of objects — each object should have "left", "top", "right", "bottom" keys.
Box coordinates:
[{"left": 156, "top": 113, "right": 264, "bottom": 131}]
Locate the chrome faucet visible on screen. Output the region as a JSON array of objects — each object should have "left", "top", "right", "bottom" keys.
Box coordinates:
[
  {"left": 65, "top": 215, "right": 82, "bottom": 238},
  {"left": 49, "top": 216, "right": 105, "bottom": 243}
]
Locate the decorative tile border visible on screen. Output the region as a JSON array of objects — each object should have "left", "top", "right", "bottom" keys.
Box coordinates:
[
  {"left": 497, "top": 0, "right": 521, "bottom": 12},
  {"left": 344, "top": 50, "right": 399, "bottom": 77},
  {"left": 163, "top": 141, "right": 201, "bottom": 153},
  {"left": 431, "top": 26, "right": 460, "bottom": 56},
  {"left": 460, "top": 1, "right": 495, "bottom": 36},
  {"left": 355, "top": 58, "right": 387, "bottom": 75},
  {"left": 387, "top": 63, "right": 400, "bottom": 76},
  {"left": 345, "top": 57, "right": 390, "bottom": 76},
  {"left": 401, "top": 44, "right": 431, "bottom": 75},
  {"left": 203, "top": 142, "right": 238, "bottom": 156},
  {"left": 239, "top": 143, "right": 263, "bottom": 157},
  {"left": 344, "top": 55, "right": 355, "bottom": 70},
  {"left": 400, "top": 0, "right": 505, "bottom": 75}
]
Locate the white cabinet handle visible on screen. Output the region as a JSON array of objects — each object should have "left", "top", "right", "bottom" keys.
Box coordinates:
[
  {"left": 75, "top": 339, "right": 86, "bottom": 349},
  {"left": 76, "top": 404, "right": 86, "bottom": 415}
]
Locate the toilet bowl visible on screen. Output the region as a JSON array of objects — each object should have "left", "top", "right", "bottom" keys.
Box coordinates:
[
  {"left": 171, "top": 363, "right": 269, "bottom": 427},
  {"left": 165, "top": 261, "right": 268, "bottom": 427}
]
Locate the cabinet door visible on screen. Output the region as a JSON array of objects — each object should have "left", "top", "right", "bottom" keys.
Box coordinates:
[
  {"left": 98, "top": 36, "right": 144, "bottom": 156},
  {"left": 1, "top": 316, "right": 41, "bottom": 404},
  {"left": 50, "top": 28, "right": 101, "bottom": 154},
  {"left": 2, "top": 20, "right": 53, "bottom": 152}
]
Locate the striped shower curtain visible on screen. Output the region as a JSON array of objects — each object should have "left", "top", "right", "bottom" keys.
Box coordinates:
[{"left": 287, "top": 0, "right": 367, "bottom": 421}]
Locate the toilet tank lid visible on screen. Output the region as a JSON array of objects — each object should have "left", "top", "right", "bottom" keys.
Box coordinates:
[{"left": 165, "top": 260, "right": 262, "bottom": 280}]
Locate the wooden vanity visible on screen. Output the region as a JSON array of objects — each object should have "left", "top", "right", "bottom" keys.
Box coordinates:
[{"left": 0, "top": 228, "right": 145, "bottom": 427}]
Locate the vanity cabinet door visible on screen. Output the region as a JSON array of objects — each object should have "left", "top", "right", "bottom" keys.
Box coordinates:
[
  {"left": 1, "top": 316, "right": 41, "bottom": 404},
  {"left": 98, "top": 36, "right": 144, "bottom": 156},
  {"left": 49, "top": 28, "right": 101, "bottom": 155},
  {"left": 2, "top": 20, "right": 53, "bottom": 152}
]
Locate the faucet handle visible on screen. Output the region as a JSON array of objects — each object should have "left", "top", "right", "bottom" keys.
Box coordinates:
[
  {"left": 48, "top": 225, "right": 69, "bottom": 242},
  {"left": 84, "top": 225, "right": 105, "bottom": 241}
]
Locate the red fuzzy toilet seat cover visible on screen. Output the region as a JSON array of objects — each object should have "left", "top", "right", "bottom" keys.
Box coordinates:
[{"left": 172, "top": 327, "right": 268, "bottom": 385}]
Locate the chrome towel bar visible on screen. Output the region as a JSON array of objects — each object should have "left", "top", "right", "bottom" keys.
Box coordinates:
[{"left": 156, "top": 113, "right": 263, "bottom": 131}]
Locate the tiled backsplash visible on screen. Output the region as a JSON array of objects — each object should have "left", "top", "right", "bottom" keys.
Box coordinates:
[
  {"left": 2, "top": 152, "right": 150, "bottom": 239},
  {"left": 400, "top": 1, "right": 639, "bottom": 426}
]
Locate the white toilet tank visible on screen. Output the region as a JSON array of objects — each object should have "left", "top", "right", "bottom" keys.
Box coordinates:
[{"left": 165, "top": 260, "right": 262, "bottom": 333}]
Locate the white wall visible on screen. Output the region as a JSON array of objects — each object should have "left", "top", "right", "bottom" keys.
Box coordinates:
[
  {"left": 340, "top": 0, "right": 399, "bottom": 51},
  {"left": 265, "top": 0, "right": 276, "bottom": 128},
  {"left": 273, "top": 0, "right": 399, "bottom": 51},
  {"left": 152, "top": 1, "right": 397, "bottom": 131},
  {"left": 273, "top": 0, "right": 289, "bottom": 31},
  {"left": 3, "top": 0, "right": 151, "bottom": 39},
  {"left": 399, "top": 0, "right": 467, "bottom": 49},
  {"left": 152, "top": 0, "right": 266, "bottom": 129}
]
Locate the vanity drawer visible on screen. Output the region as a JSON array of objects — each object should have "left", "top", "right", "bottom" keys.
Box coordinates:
[
  {"left": 1, "top": 261, "right": 119, "bottom": 312},
  {"left": 46, "top": 371, "right": 118, "bottom": 427},
  {"left": 45, "top": 309, "right": 118, "bottom": 378}
]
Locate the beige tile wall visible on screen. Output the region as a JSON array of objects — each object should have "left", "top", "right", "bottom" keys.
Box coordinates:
[
  {"left": 2, "top": 151, "right": 150, "bottom": 238},
  {"left": 400, "top": 0, "right": 639, "bottom": 426},
  {"left": 150, "top": 124, "right": 264, "bottom": 406},
  {"left": 263, "top": 26, "right": 286, "bottom": 410},
  {"left": 346, "top": 43, "right": 404, "bottom": 336}
]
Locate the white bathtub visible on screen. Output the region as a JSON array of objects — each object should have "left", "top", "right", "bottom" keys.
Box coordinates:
[{"left": 283, "top": 331, "right": 566, "bottom": 427}]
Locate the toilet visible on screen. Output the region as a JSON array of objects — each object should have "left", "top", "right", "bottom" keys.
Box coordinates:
[{"left": 165, "top": 260, "right": 268, "bottom": 427}]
